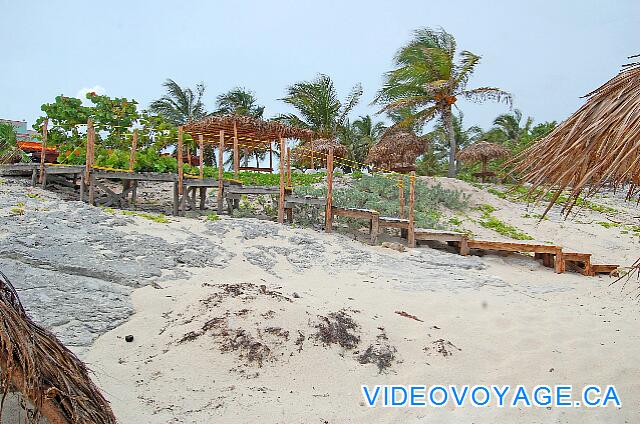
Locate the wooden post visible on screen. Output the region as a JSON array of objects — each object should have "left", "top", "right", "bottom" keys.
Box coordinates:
[
  {"left": 310, "top": 137, "right": 314, "bottom": 170},
  {"left": 398, "top": 177, "right": 405, "bottom": 219},
  {"left": 217, "top": 130, "right": 225, "bottom": 213},
  {"left": 199, "top": 135, "right": 204, "bottom": 179},
  {"left": 38, "top": 118, "right": 48, "bottom": 186},
  {"left": 233, "top": 120, "right": 239, "bottom": 177},
  {"left": 325, "top": 147, "right": 334, "bottom": 233},
  {"left": 278, "top": 137, "right": 286, "bottom": 224},
  {"left": 286, "top": 146, "right": 292, "bottom": 188},
  {"left": 86, "top": 119, "right": 95, "bottom": 205},
  {"left": 481, "top": 158, "right": 487, "bottom": 183},
  {"left": 129, "top": 129, "right": 138, "bottom": 172},
  {"left": 177, "top": 126, "right": 184, "bottom": 196},
  {"left": 408, "top": 171, "right": 416, "bottom": 247},
  {"left": 269, "top": 141, "right": 273, "bottom": 172}
]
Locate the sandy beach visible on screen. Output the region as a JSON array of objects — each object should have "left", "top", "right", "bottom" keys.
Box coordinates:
[{"left": 1, "top": 176, "right": 638, "bottom": 423}]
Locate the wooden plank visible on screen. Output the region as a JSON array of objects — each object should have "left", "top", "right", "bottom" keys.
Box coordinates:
[
  {"left": 39, "top": 118, "right": 48, "bottom": 185},
  {"left": 278, "top": 137, "right": 285, "bottom": 224},
  {"left": 284, "top": 195, "right": 326, "bottom": 207},
  {"left": 177, "top": 126, "right": 184, "bottom": 196},
  {"left": 91, "top": 171, "right": 176, "bottom": 181},
  {"left": 459, "top": 237, "right": 470, "bottom": 256},
  {"left": 325, "top": 147, "right": 334, "bottom": 232},
  {"left": 332, "top": 207, "right": 378, "bottom": 219},
  {"left": 467, "top": 240, "right": 561, "bottom": 254},
  {"left": 590, "top": 264, "right": 619, "bottom": 275},
  {"left": 408, "top": 171, "right": 415, "bottom": 248},
  {"left": 87, "top": 120, "right": 95, "bottom": 205},
  {"left": 379, "top": 216, "right": 409, "bottom": 230},
  {"left": 414, "top": 229, "right": 465, "bottom": 243},
  {"left": 43, "top": 165, "right": 84, "bottom": 175},
  {"left": 199, "top": 134, "right": 204, "bottom": 179},
  {"left": 129, "top": 129, "right": 137, "bottom": 172}
]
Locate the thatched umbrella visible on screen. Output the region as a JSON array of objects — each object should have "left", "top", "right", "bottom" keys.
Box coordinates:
[
  {"left": 457, "top": 141, "right": 510, "bottom": 182},
  {"left": 366, "top": 127, "right": 425, "bottom": 173},
  {"left": 511, "top": 61, "right": 640, "bottom": 215},
  {"left": 292, "top": 138, "right": 347, "bottom": 169},
  {"left": 0, "top": 271, "right": 117, "bottom": 424}
]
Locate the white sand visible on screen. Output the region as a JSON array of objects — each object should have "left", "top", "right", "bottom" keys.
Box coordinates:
[{"left": 82, "top": 179, "right": 640, "bottom": 423}]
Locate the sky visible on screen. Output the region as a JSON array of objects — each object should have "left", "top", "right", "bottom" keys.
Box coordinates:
[{"left": 1, "top": 0, "right": 638, "bottom": 133}]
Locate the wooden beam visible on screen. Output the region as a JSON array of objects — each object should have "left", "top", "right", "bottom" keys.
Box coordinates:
[
  {"left": 199, "top": 134, "right": 204, "bottom": 179},
  {"left": 286, "top": 146, "right": 292, "bottom": 188},
  {"left": 129, "top": 129, "right": 138, "bottom": 172},
  {"left": 269, "top": 141, "right": 273, "bottom": 172},
  {"left": 233, "top": 120, "right": 239, "bottom": 177},
  {"left": 217, "top": 130, "right": 224, "bottom": 213},
  {"left": 86, "top": 119, "right": 95, "bottom": 205},
  {"left": 38, "top": 118, "right": 48, "bottom": 185},
  {"left": 177, "top": 126, "right": 184, "bottom": 196},
  {"left": 408, "top": 171, "right": 416, "bottom": 247},
  {"left": 325, "top": 147, "right": 334, "bottom": 233},
  {"left": 278, "top": 136, "right": 285, "bottom": 224},
  {"left": 310, "top": 138, "right": 314, "bottom": 169},
  {"left": 398, "top": 177, "right": 405, "bottom": 219}
]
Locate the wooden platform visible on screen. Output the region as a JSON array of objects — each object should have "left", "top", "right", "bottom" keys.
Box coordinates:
[{"left": 331, "top": 207, "right": 379, "bottom": 244}]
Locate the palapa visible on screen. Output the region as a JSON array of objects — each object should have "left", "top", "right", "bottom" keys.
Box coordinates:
[
  {"left": 0, "top": 271, "right": 116, "bottom": 424},
  {"left": 457, "top": 141, "right": 510, "bottom": 182},
  {"left": 366, "top": 127, "right": 425, "bottom": 173},
  {"left": 510, "top": 61, "right": 640, "bottom": 215}
]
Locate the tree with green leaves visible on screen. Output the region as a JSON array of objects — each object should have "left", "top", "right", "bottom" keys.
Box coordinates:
[
  {"left": 148, "top": 79, "right": 207, "bottom": 125},
  {"left": 215, "top": 87, "right": 268, "bottom": 168},
  {"left": 417, "top": 112, "right": 483, "bottom": 175},
  {"left": 215, "top": 87, "right": 265, "bottom": 118},
  {"left": 276, "top": 74, "right": 363, "bottom": 139},
  {"left": 374, "top": 27, "right": 511, "bottom": 177},
  {"left": 340, "top": 115, "right": 386, "bottom": 167},
  {"left": 0, "top": 123, "right": 28, "bottom": 164}
]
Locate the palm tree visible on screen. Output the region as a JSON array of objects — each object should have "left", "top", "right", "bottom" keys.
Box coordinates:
[
  {"left": 374, "top": 27, "right": 512, "bottom": 177},
  {"left": 491, "top": 109, "right": 533, "bottom": 145},
  {"left": 216, "top": 88, "right": 268, "bottom": 167},
  {"left": 148, "top": 79, "right": 207, "bottom": 125},
  {"left": 276, "top": 74, "right": 363, "bottom": 139},
  {"left": 215, "top": 87, "right": 265, "bottom": 118},
  {"left": 342, "top": 115, "right": 386, "bottom": 166},
  {"left": 0, "top": 123, "right": 25, "bottom": 164},
  {"left": 149, "top": 79, "right": 208, "bottom": 164},
  {"left": 420, "top": 112, "right": 483, "bottom": 174}
]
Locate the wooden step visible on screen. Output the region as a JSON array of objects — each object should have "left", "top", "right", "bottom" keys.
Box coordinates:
[
  {"left": 467, "top": 240, "right": 561, "bottom": 254},
  {"left": 332, "top": 207, "right": 379, "bottom": 219},
  {"left": 379, "top": 216, "right": 409, "bottom": 229},
  {"left": 414, "top": 228, "right": 467, "bottom": 242},
  {"left": 562, "top": 252, "right": 592, "bottom": 276},
  {"left": 590, "top": 264, "right": 619, "bottom": 276}
]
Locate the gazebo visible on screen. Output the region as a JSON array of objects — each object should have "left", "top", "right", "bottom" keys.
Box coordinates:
[
  {"left": 366, "top": 127, "right": 425, "bottom": 173},
  {"left": 183, "top": 114, "right": 313, "bottom": 175},
  {"left": 457, "top": 141, "right": 510, "bottom": 182},
  {"left": 511, "top": 61, "right": 640, "bottom": 215}
]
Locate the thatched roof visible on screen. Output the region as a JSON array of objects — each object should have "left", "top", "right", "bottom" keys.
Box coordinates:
[
  {"left": 0, "top": 271, "right": 116, "bottom": 424},
  {"left": 184, "top": 114, "right": 313, "bottom": 145},
  {"left": 291, "top": 138, "right": 347, "bottom": 167},
  {"left": 457, "top": 141, "right": 510, "bottom": 163},
  {"left": 511, "top": 62, "right": 640, "bottom": 213},
  {"left": 366, "top": 127, "right": 425, "bottom": 172}
]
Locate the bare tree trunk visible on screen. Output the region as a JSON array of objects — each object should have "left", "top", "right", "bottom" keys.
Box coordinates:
[{"left": 444, "top": 107, "right": 457, "bottom": 178}]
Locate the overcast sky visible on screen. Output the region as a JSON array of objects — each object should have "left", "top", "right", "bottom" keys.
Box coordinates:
[{"left": 1, "top": 0, "right": 637, "bottom": 132}]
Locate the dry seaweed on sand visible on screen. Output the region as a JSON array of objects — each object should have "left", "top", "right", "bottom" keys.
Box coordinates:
[
  {"left": 0, "top": 271, "right": 116, "bottom": 424},
  {"left": 358, "top": 331, "right": 397, "bottom": 373},
  {"left": 313, "top": 310, "right": 360, "bottom": 350},
  {"left": 424, "top": 338, "right": 461, "bottom": 358}
]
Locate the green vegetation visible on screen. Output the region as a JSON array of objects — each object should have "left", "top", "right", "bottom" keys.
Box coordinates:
[
  {"left": 596, "top": 221, "right": 620, "bottom": 229},
  {"left": 487, "top": 185, "right": 619, "bottom": 215},
  {"left": 25, "top": 193, "right": 43, "bottom": 200},
  {"left": 293, "top": 174, "right": 468, "bottom": 229},
  {"left": 1, "top": 123, "right": 30, "bottom": 164},
  {"left": 121, "top": 210, "right": 169, "bottom": 223},
  {"left": 205, "top": 212, "right": 220, "bottom": 222},
  {"left": 474, "top": 204, "right": 533, "bottom": 240}
]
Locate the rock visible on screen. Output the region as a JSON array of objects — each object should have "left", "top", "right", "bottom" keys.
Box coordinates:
[
  {"left": 125, "top": 335, "right": 134, "bottom": 342},
  {"left": 304, "top": 169, "right": 318, "bottom": 174},
  {"left": 381, "top": 242, "right": 406, "bottom": 252},
  {"left": 333, "top": 167, "right": 344, "bottom": 175}
]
